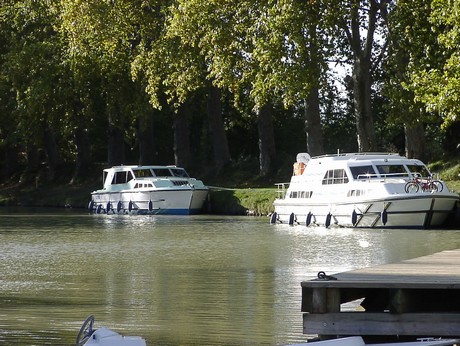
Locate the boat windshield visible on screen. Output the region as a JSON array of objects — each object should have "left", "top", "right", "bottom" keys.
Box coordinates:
[
  {"left": 152, "top": 168, "right": 174, "bottom": 177},
  {"left": 170, "top": 168, "right": 189, "bottom": 178},
  {"left": 406, "top": 164, "right": 430, "bottom": 178},
  {"left": 133, "top": 169, "right": 154, "bottom": 178},
  {"left": 349, "top": 165, "right": 377, "bottom": 179},
  {"left": 375, "top": 164, "right": 407, "bottom": 177}
]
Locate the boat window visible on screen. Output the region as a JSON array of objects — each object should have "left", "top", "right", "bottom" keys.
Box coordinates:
[
  {"left": 347, "top": 189, "right": 366, "bottom": 197},
  {"left": 170, "top": 168, "right": 190, "bottom": 178},
  {"left": 133, "top": 169, "right": 154, "bottom": 178},
  {"left": 376, "top": 164, "right": 406, "bottom": 177},
  {"left": 406, "top": 164, "right": 430, "bottom": 178},
  {"left": 349, "top": 166, "right": 376, "bottom": 179},
  {"left": 152, "top": 168, "right": 173, "bottom": 177},
  {"left": 289, "top": 191, "right": 313, "bottom": 198},
  {"left": 322, "top": 169, "right": 349, "bottom": 185},
  {"left": 112, "top": 171, "right": 134, "bottom": 184}
]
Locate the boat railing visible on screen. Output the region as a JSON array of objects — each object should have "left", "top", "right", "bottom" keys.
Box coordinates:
[
  {"left": 356, "top": 172, "right": 411, "bottom": 181},
  {"left": 314, "top": 152, "right": 400, "bottom": 159},
  {"left": 275, "top": 183, "right": 290, "bottom": 198}
]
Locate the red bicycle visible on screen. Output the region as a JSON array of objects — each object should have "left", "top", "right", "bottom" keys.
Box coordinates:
[{"left": 404, "top": 174, "right": 443, "bottom": 193}]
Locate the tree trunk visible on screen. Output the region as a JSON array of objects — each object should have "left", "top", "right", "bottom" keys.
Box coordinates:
[
  {"left": 19, "top": 141, "right": 39, "bottom": 185},
  {"left": 42, "top": 121, "right": 61, "bottom": 180},
  {"left": 353, "top": 58, "right": 376, "bottom": 152},
  {"left": 1, "top": 142, "right": 19, "bottom": 179},
  {"left": 207, "top": 85, "right": 231, "bottom": 174},
  {"left": 304, "top": 15, "right": 324, "bottom": 156},
  {"left": 107, "top": 103, "right": 125, "bottom": 166},
  {"left": 173, "top": 103, "right": 191, "bottom": 169},
  {"left": 71, "top": 127, "right": 92, "bottom": 184},
  {"left": 137, "top": 111, "right": 155, "bottom": 165},
  {"left": 405, "top": 123, "right": 426, "bottom": 160},
  {"left": 257, "top": 103, "right": 276, "bottom": 177},
  {"left": 343, "top": 0, "right": 380, "bottom": 152},
  {"left": 70, "top": 97, "right": 92, "bottom": 184},
  {"left": 304, "top": 87, "right": 324, "bottom": 156}
]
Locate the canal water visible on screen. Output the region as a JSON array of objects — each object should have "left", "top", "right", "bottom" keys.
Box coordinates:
[{"left": 0, "top": 208, "right": 459, "bottom": 345}]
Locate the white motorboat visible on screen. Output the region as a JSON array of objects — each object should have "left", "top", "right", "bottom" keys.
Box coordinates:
[
  {"left": 89, "top": 165, "right": 209, "bottom": 215},
  {"left": 76, "top": 315, "right": 146, "bottom": 346},
  {"left": 287, "top": 336, "right": 459, "bottom": 346},
  {"left": 271, "top": 152, "right": 459, "bottom": 228}
]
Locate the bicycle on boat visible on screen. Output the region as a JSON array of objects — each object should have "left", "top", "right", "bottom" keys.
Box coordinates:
[{"left": 404, "top": 174, "right": 443, "bottom": 193}]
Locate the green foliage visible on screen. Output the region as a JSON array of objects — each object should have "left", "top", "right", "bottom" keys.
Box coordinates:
[
  {"left": 404, "top": 0, "right": 460, "bottom": 128},
  {"left": 1, "top": 0, "right": 460, "bottom": 187},
  {"left": 168, "top": 0, "right": 333, "bottom": 110},
  {"left": 429, "top": 159, "right": 460, "bottom": 182}
]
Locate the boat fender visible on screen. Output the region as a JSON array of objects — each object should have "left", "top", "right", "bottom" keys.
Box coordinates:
[
  {"left": 96, "top": 204, "right": 102, "bottom": 214},
  {"left": 106, "top": 201, "right": 111, "bottom": 213},
  {"left": 117, "top": 201, "right": 122, "bottom": 213},
  {"left": 288, "top": 213, "right": 295, "bottom": 225},
  {"left": 306, "top": 212, "right": 313, "bottom": 226},
  {"left": 88, "top": 200, "right": 94, "bottom": 211},
  {"left": 128, "top": 200, "right": 133, "bottom": 212},
  {"left": 381, "top": 210, "right": 388, "bottom": 225},
  {"left": 269, "top": 212, "right": 277, "bottom": 224},
  {"left": 148, "top": 200, "right": 153, "bottom": 211},
  {"left": 325, "top": 213, "right": 332, "bottom": 228},
  {"left": 351, "top": 209, "right": 357, "bottom": 226}
]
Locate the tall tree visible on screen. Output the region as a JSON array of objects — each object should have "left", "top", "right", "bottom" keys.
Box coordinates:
[
  {"left": 206, "top": 85, "right": 231, "bottom": 173},
  {"left": 383, "top": 0, "right": 439, "bottom": 159},
  {"left": 59, "top": 0, "right": 150, "bottom": 166},
  {"left": 406, "top": 0, "right": 460, "bottom": 131},
  {"left": 335, "top": 0, "right": 392, "bottom": 152},
  {"left": 168, "top": 0, "right": 337, "bottom": 172},
  {"left": 2, "top": 0, "right": 66, "bottom": 181},
  {"left": 132, "top": 11, "right": 233, "bottom": 170}
]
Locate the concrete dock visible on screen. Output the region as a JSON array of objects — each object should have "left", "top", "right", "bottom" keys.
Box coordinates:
[{"left": 301, "top": 249, "right": 460, "bottom": 339}]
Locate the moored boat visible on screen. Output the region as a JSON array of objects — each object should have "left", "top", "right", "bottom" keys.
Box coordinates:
[
  {"left": 89, "top": 165, "right": 208, "bottom": 215},
  {"left": 271, "top": 152, "right": 459, "bottom": 228},
  {"left": 76, "top": 315, "right": 146, "bottom": 346}
]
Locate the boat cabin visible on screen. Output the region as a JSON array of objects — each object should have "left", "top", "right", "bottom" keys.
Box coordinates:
[
  {"left": 294, "top": 153, "right": 431, "bottom": 183},
  {"left": 101, "top": 165, "right": 191, "bottom": 190}
]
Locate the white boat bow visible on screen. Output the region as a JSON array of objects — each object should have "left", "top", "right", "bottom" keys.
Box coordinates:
[{"left": 76, "top": 315, "right": 146, "bottom": 346}]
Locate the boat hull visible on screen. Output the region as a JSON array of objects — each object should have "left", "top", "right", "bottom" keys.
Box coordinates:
[
  {"left": 273, "top": 194, "right": 459, "bottom": 228},
  {"left": 91, "top": 188, "right": 209, "bottom": 215}
]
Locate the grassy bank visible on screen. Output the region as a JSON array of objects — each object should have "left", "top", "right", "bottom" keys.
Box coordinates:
[{"left": 208, "top": 187, "right": 278, "bottom": 216}]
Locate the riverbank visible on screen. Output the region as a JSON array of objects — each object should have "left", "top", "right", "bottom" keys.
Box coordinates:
[
  {"left": 0, "top": 161, "right": 459, "bottom": 217},
  {"left": 0, "top": 179, "right": 458, "bottom": 217},
  {"left": 0, "top": 179, "right": 279, "bottom": 216}
]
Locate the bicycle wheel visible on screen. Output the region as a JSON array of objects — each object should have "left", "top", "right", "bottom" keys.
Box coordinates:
[
  {"left": 432, "top": 180, "right": 444, "bottom": 192},
  {"left": 405, "top": 182, "right": 419, "bottom": 193},
  {"left": 426, "top": 182, "right": 438, "bottom": 192}
]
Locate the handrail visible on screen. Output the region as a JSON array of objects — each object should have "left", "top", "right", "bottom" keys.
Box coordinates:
[
  {"left": 356, "top": 172, "right": 411, "bottom": 181},
  {"left": 275, "top": 183, "right": 290, "bottom": 198}
]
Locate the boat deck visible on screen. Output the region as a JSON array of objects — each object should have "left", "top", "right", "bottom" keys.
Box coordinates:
[{"left": 301, "top": 249, "right": 460, "bottom": 339}]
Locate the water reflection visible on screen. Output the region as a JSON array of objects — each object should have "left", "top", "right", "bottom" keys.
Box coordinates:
[{"left": 0, "top": 210, "right": 459, "bottom": 345}]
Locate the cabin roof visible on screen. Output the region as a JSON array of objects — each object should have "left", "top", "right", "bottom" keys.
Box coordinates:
[{"left": 103, "top": 165, "right": 181, "bottom": 172}]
